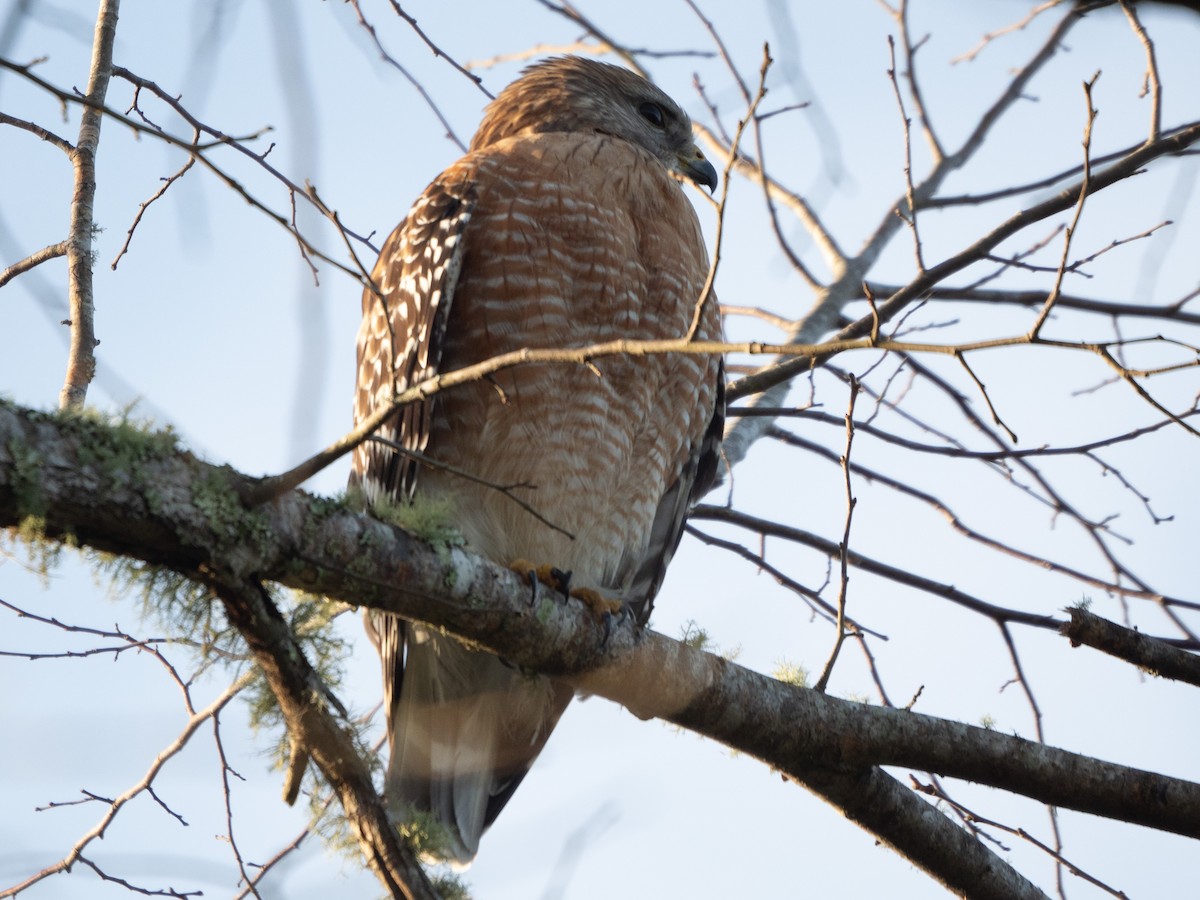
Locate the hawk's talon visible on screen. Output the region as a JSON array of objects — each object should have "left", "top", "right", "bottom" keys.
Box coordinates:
[
  {"left": 601, "top": 608, "right": 618, "bottom": 646},
  {"left": 524, "top": 568, "right": 539, "bottom": 606},
  {"left": 549, "top": 567, "right": 572, "bottom": 600},
  {"left": 599, "top": 601, "right": 637, "bottom": 647},
  {"left": 509, "top": 559, "right": 621, "bottom": 619}
]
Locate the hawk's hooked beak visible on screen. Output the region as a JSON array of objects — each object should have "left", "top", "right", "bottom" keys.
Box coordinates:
[{"left": 677, "top": 145, "right": 718, "bottom": 194}]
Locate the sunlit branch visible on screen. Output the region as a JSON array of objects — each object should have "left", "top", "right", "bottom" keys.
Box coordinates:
[
  {"left": 1120, "top": 0, "right": 1162, "bottom": 142},
  {"left": 110, "top": 157, "right": 195, "bottom": 270},
  {"left": 0, "top": 240, "right": 68, "bottom": 289},
  {"left": 59, "top": 0, "right": 120, "bottom": 410}
]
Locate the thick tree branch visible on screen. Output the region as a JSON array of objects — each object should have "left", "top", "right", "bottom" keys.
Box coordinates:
[
  {"left": 202, "top": 574, "right": 439, "bottom": 899},
  {"left": 2, "top": 398, "right": 1199, "bottom": 899}
]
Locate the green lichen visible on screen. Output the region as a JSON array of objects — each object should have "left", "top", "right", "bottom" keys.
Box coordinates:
[
  {"left": 191, "top": 467, "right": 273, "bottom": 561},
  {"left": 397, "top": 808, "right": 459, "bottom": 861},
  {"left": 6, "top": 433, "right": 47, "bottom": 521},
  {"left": 247, "top": 589, "right": 354, "bottom": 739},
  {"left": 773, "top": 659, "right": 809, "bottom": 688},
  {"left": 367, "top": 492, "right": 463, "bottom": 550},
  {"left": 430, "top": 873, "right": 473, "bottom": 900},
  {"left": 65, "top": 404, "right": 180, "bottom": 486},
  {"left": 678, "top": 619, "right": 742, "bottom": 663},
  {"left": 5, "top": 515, "right": 64, "bottom": 584},
  {"left": 534, "top": 595, "right": 556, "bottom": 624},
  {"left": 679, "top": 619, "right": 712, "bottom": 651},
  {"left": 95, "top": 551, "right": 242, "bottom": 661}
]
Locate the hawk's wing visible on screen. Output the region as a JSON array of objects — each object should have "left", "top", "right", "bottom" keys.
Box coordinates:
[
  {"left": 352, "top": 174, "right": 476, "bottom": 746},
  {"left": 626, "top": 368, "right": 725, "bottom": 623},
  {"left": 352, "top": 175, "right": 477, "bottom": 504}
]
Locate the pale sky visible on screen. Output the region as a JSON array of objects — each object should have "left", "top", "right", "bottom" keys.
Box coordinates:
[{"left": 2, "top": 2, "right": 1199, "bottom": 898}]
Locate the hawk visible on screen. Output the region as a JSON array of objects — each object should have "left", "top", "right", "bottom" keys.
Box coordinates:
[{"left": 351, "top": 56, "right": 724, "bottom": 863}]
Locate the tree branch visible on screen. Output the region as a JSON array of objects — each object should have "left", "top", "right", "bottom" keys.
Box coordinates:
[
  {"left": 0, "top": 240, "right": 68, "bottom": 289},
  {"left": 3, "top": 398, "right": 1199, "bottom": 899},
  {"left": 1062, "top": 607, "right": 1200, "bottom": 686},
  {"left": 59, "top": 0, "right": 119, "bottom": 410}
]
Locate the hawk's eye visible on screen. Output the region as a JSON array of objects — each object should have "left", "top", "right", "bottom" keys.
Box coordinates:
[{"left": 638, "top": 101, "right": 666, "bottom": 129}]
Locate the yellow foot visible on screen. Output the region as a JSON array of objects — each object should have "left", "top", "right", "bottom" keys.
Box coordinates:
[
  {"left": 570, "top": 586, "right": 624, "bottom": 619},
  {"left": 508, "top": 559, "right": 622, "bottom": 619},
  {"left": 509, "top": 558, "right": 563, "bottom": 591}
]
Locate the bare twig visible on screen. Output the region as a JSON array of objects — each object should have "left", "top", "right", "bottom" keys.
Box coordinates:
[
  {"left": 1120, "top": 0, "right": 1161, "bottom": 142},
  {"left": 886, "top": 33, "right": 925, "bottom": 271},
  {"left": 1, "top": 673, "right": 253, "bottom": 898},
  {"left": 344, "top": 0, "right": 473, "bottom": 151},
  {"left": 369, "top": 434, "right": 575, "bottom": 539},
  {"left": 951, "top": 0, "right": 1070, "bottom": 65},
  {"left": 687, "top": 44, "right": 772, "bottom": 341},
  {"left": 814, "top": 376, "right": 859, "bottom": 692},
  {"left": 1030, "top": 72, "right": 1100, "bottom": 339},
  {"left": 912, "top": 777, "right": 1129, "bottom": 898},
  {"left": 0, "top": 110, "right": 73, "bottom": 153},
  {"left": 110, "top": 157, "right": 196, "bottom": 270},
  {"left": 0, "top": 240, "right": 68, "bottom": 289}
]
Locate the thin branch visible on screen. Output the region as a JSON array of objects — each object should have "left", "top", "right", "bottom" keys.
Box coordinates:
[
  {"left": 59, "top": 0, "right": 120, "bottom": 409},
  {"left": 886, "top": 32, "right": 925, "bottom": 271},
  {"left": 1, "top": 673, "right": 252, "bottom": 898},
  {"left": 864, "top": 282, "right": 1200, "bottom": 327},
  {"left": 369, "top": 435, "right": 575, "bottom": 539},
  {"left": 110, "top": 157, "right": 196, "bottom": 270},
  {"left": 0, "top": 240, "right": 68, "bottom": 289},
  {"left": 344, "top": 0, "right": 471, "bottom": 151},
  {"left": 384, "top": 1, "right": 493, "bottom": 98},
  {"left": 1030, "top": 72, "right": 1100, "bottom": 339},
  {"left": 687, "top": 44, "right": 772, "bottom": 341},
  {"left": 955, "top": 350, "right": 1017, "bottom": 443},
  {"left": 1120, "top": 0, "right": 1161, "bottom": 142},
  {"left": 814, "top": 376, "right": 859, "bottom": 692},
  {"left": 912, "top": 777, "right": 1130, "bottom": 899},
  {"left": 212, "top": 710, "right": 261, "bottom": 899},
  {"left": 951, "top": 0, "right": 1071, "bottom": 65},
  {"left": 0, "top": 109, "right": 73, "bottom": 153},
  {"left": 894, "top": 0, "right": 945, "bottom": 163}
]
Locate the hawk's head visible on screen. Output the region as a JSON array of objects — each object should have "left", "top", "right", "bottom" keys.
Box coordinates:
[{"left": 470, "top": 55, "right": 718, "bottom": 193}]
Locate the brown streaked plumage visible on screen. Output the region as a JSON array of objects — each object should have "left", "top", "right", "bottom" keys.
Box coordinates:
[{"left": 352, "top": 55, "right": 724, "bottom": 863}]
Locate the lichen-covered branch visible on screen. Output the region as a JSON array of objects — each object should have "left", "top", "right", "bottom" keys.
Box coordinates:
[{"left": 2, "top": 398, "right": 1199, "bottom": 900}]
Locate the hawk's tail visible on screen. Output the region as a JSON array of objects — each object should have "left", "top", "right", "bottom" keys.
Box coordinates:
[{"left": 377, "top": 620, "right": 573, "bottom": 863}]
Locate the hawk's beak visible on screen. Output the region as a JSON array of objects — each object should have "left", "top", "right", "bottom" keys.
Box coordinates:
[{"left": 677, "top": 146, "right": 718, "bottom": 194}]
